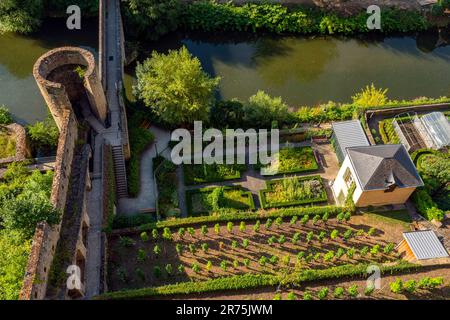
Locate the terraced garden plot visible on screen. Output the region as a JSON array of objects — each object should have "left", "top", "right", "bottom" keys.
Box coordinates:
[
  {"left": 187, "top": 186, "right": 255, "bottom": 216},
  {"left": 259, "top": 146, "right": 319, "bottom": 176},
  {"left": 184, "top": 163, "right": 247, "bottom": 185},
  {"left": 259, "top": 175, "right": 327, "bottom": 209},
  {"left": 107, "top": 213, "right": 404, "bottom": 292}
]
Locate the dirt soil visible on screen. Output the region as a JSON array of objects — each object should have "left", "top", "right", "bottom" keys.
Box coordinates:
[{"left": 108, "top": 210, "right": 413, "bottom": 292}]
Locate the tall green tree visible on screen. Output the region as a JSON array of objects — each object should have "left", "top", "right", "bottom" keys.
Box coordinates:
[
  {"left": 133, "top": 47, "right": 220, "bottom": 126},
  {"left": 243, "top": 91, "right": 289, "bottom": 128},
  {"left": 0, "top": 0, "right": 44, "bottom": 34},
  {"left": 123, "top": 0, "right": 182, "bottom": 39}
]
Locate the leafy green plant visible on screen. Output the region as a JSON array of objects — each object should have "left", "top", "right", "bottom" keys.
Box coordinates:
[
  {"left": 153, "top": 266, "right": 162, "bottom": 278},
  {"left": 165, "top": 264, "right": 173, "bottom": 276},
  {"left": 303, "top": 291, "right": 312, "bottom": 300},
  {"left": 333, "top": 287, "right": 344, "bottom": 298},
  {"left": 253, "top": 220, "right": 260, "bottom": 233},
  {"left": 317, "top": 287, "right": 329, "bottom": 300},
  {"left": 390, "top": 278, "right": 403, "bottom": 294},
  {"left": 200, "top": 225, "right": 208, "bottom": 236},
  {"left": 153, "top": 244, "right": 161, "bottom": 257},
  {"left": 192, "top": 263, "right": 201, "bottom": 273},
  {"left": 137, "top": 249, "right": 147, "bottom": 262},
  {"left": 292, "top": 232, "right": 301, "bottom": 244},
  {"left": 347, "top": 285, "right": 359, "bottom": 298}
]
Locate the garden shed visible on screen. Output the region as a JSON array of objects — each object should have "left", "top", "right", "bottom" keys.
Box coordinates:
[
  {"left": 331, "top": 120, "right": 370, "bottom": 163},
  {"left": 414, "top": 112, "right": 450, "bottom": 150},
  {"left": 397, "top": 230, "right": 449, "bottom": 262}
]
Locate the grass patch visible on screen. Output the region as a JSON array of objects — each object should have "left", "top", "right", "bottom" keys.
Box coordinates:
[
  {"left": 363, "top": 210, "right": 412, "bottom": 229},
  {"left": 0, "top": 130, "right": 16, "bottom": 158},
  {"left": 259, "top": 175, "right": 327, "bottom": 209},
  {"left": 259, "top": 146, "right": 319, "bottom": 176},
  {"left": 187, "top": 186, "right": 255, "bottom": 216},
  {"left": 183, "top": 163, "right": 246, "bottom": 185}
]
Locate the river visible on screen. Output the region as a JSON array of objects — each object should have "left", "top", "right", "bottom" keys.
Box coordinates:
[{"left": 1, "top": 20, "right": 449, "bottom": 124}]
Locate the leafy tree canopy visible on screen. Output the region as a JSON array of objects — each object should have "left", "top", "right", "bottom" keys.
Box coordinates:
[
  {"left": 0, "top": 0, "right": 43, "bottom": 34},
  {"left": 243, "top": 90, "right": 289, "bottom": 128},
  {"left": 133, "top": 46, "right": 220, "bottom": 126}
]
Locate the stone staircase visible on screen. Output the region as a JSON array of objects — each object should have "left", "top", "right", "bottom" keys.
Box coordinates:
[{"left": 111, "top": 145, "right": 128, "bottom": 198}]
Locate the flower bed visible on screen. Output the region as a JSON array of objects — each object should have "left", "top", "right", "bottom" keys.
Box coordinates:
[
  {"left": 187, "top": 186, "right": 255, "bottom": 216},
  {"left": 259, "top": 146, "right": 319, "bottom": 176},
  {"left": 259, "top": 175, "right": 327, "bottom": 209},
  {"left": 183, "top": 163, "right": 247, "bottom": 185}
]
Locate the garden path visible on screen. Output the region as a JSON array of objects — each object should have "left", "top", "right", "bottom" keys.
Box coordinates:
[
  {"left": 184, "top": 143, "right": 340, "bottom": 209},
  {"left": 118, "top": 126, "right": 172, "bottom": 215}
]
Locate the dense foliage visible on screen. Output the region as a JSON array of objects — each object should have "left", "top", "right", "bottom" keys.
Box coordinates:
[
  {"left": 0, "top": 106, "right": 13, "bottom": 125},
  {"left": 183, "top": 163, "right": 246, "bottom": 185},
  {"left": 134, "top": 47, "right": 220, "bottom": 126},
  {"left": 259, "top": 146, "right": 318, "bottom": 175},
  {"left": 27, "top": 114, "right": 59, "bottom": 154},
  {"left": 180, "top": 2, "right": 429, "bottom": 35},
  {"left": 127, "top": 111, "right": 155, "bottom": 197},
  {"left": 0, "top": 163, "right": 57, "bottom": 299},
  {"left": 122, "top": 0, "right": 182, "bottom": 39}
]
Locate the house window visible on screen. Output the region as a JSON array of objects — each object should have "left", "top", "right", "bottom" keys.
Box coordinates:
[{"left": 343, "top": 168, "right": 353, "bottom": 188}]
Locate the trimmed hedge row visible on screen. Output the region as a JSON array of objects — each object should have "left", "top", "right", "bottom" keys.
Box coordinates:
[
  {"left": 96, "top": 261, "right": 420, "bottom": 299},
  {"left": 259, "top": 175, "right": 328, "bottom": 209},
  {"left": 112, "top": 205, "right": 342, "bottom": 232}
]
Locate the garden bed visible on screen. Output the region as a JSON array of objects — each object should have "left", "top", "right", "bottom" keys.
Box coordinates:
[
  {"left": 259, "top": 146, "right": 319, "bottom": 176},
  {"left": 183, "top": 163, "right": 247, "bottom": 185},
  {"left": 186, "top": 186, "right": 255, "bottom": 216},
  {"left": 259, "top": 175, "right": 327, "bottom": 209},
  {"left": 155, "top": 157, "right": 180, "bottom": 219},
  {"left": 105, "top": 212, "right": 406, "bottom": 295}
]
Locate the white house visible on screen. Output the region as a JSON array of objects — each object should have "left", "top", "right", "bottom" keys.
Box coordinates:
[{"left": 332, "top": 144, "right": 423, "bottom": 207}]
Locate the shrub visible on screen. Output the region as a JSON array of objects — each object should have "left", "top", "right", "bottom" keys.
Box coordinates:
[
  {"left": 317, "top": 287, "right": 329, "bottom": 300},
  {"left": 390, "top": 278, "right": 404, "bottom": 294},
  {"left": 227, "top": 222, "right": 234, "bottom": 233},
  {"left": 214, "top": 224, "right": 220, "bottom": 234},
  {"left": 201, "top": 243, "right": 209, "bottom": 253},
  {"left": 273, "top": 293, "right": 281, "bottom": 300},
  {"left": 278, "top": 235, "right": 286, "bottom": 244},
  {"left": 253, "top": 220, "right": 260, "bottom": 232},
  {"left": 239, "top": 221, "right": 246, "bottom": 232},
  {"left": 175, "top": 243, "right": 183, "bottom": 255},
  {"left": 259, "top": 256, "right": 267, "bottom": 266},
  {"left": 152, "top": 229, "right": 158, "bottom": 239},
  {"left": 364, "top": 285, "right": 375, "bottom": 296},
  {"left": 287, "top": 292, "right": 296, "bottom": 300},
  {"left": 206, "top": 261, "right": 212, "bottom": 272},
  {"left": 352, "top": 84, "right": 388, "bottom": 108},
  {"left": 290, "top": 216, "right": 298, "bottom": 225},
  {"left": 177, "top": 264, "right": 185, "bottom": 274},
  {"left": 303, "top": 291, "right": 313, "bottom": 300},
  {"left": 178, "top": 228, "right": 185, "bottom": 238},
  {"left": 242, "top": 239, "right": 249, "bottom": 249},
  {"left": 404, "top": 280, "right": 417, "bottom": 293},
  {"left": 243, "top": 258, "right": 250, "bottom": 267},
  {"left": 292, "top": 232, "right": 301, "bottom": 244},
  {"left": 188, "top": 244, "right": 196, "bottom": 255},
  {"left": 347, "top": 285, "right": 359, "bottom": 298},
  {"left": 153, "top": 244, "right": 161, "bottom": 257},
  {"left": 220, "top": 260, "right": 228, "bottom": 272},
  {"left": 153, "top": 266, "right": 162, "bottom": 278},
  {"left": 162, "top": 227, "right": 172, "bottom": 240},
  {"left": 137, "top": 249, "right": 147, "bottom": 262},
  {"left": 333, "top": 287, "right": 344, "bottom": 298},
  {"left": 165, "top": 264, "right": 173, "bottom": 276},
  {"left": 119, "top": 236, "right": 135, "bottom": 248},
  {"left": 200, "top": 225, "right": 208, "bottom": 236},
  {"left": 0, "top": 106, "right": 13, "bottom": 125},
  {"left": 192, "top": 263, "right": 201, "bottom": 273}
]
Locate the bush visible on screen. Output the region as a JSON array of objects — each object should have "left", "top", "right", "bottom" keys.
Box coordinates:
[
  {"left": 390, "top": 278, "right": 403, "bottom": 294},
  {"left": 317, "top": 287, "right": 329, "bottom": 300},
  {"left": 333, "top": 287, "right": 344, "bottom": 298},
  {"left": 0, "top": 106, "right": 13, "bottom": 125}
]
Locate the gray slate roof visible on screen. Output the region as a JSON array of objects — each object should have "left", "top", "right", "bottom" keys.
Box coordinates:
[
  {"left": 331, "top": 120, "right": 370, "bottom": 162},
  {"left": 347, "top": 144, "right": 423, "bottom": 191},
  {"left": 403, "top": 230, "right": 449, "bottom": 260}
]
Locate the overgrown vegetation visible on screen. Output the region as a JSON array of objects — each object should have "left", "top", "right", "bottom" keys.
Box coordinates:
[
  {"left": 187, "top": 186, "right": 255, "bottom": 216},
  {"left": 259, "top": 146, "right": 318, "bottom": 176},
  {"left": 0, "top": 128, "right": 16, "bottom": 159},
  {"left": 127, "top": 111, "right": 155, "bottom": 197},
  {"left": 154, "top": 156, "right": 180, "bottom": 219},
  {"left": 0, "top": 163, "right": 58, "bottom": 299},
  {"left": 26, "top": 114, "right": 59, "bottom": 156},
  {"left": 259, "top": 175, "right": 327, "bottom": 209},
  {"left": 183, "top": 163, "right": 246, "bottom": 185},
  {"left": 411, "top": 149, "right": 449, "bottom": 221}
]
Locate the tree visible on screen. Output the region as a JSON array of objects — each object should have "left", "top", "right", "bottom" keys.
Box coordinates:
[
  {"left": 0, "top": 191, "right": 60, "bottom": 238},
  {"left": 133, "top": 47, "right": 220, "bottom": 126},
  {"left": 124, "top": 0, "right": 182, "bottom": 39},
  {"left": 352, "top": 83, "right": 388, "bottom": 107},
  {"left": 210, "top": 100, "right": 245, "bottom": 129},
  {"left": 0, "top": 0, "right": 43, "bottom": 34},
  {"left": 243, "top": 91, "right": 289, "bottom": 128}
]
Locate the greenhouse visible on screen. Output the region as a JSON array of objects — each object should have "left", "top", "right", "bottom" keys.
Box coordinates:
[{"left": 414, "top": 112, "right": 450, "bottom": 149}]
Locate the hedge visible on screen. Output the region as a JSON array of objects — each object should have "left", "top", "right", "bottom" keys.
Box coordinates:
[
  {"left": 112, "top": 205, "right": 342, "bottom": 231},
  {"left": 96, "top": 261, "right": 420, "bottom": 299},
  {"left": 259, "top": 175, "right": 328, "bottom": 209}
]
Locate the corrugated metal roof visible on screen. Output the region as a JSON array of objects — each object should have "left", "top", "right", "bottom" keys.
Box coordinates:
[
  {"left": 331, "top": 120, "right": 370, "bottom": 161},
  {"left": 403, "top": 230, "right": 449, "bottom": 260}
]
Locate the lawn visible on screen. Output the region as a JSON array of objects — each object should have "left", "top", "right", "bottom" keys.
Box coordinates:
[
  {"left": 183, "top": 163, "right": 247, "bottom": 185},
  {"left": 107, "top": 214, "right": 401, "bottom": 292},
  {"left": 259, "top": 146, "right": 319, "bottom": 176},
  {"left": 187, "top": 186, "right": 255, "bottom": 216},
  {"left": 259, "top": 175, "right": 327, "bottom": 209},
  {"left": 0, "top": 130, "right": 16, "bottom": 158}
]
